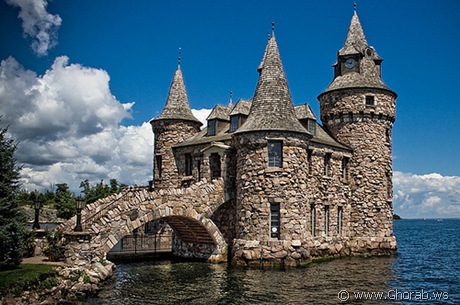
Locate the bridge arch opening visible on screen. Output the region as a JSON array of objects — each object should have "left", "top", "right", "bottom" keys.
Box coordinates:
[{"left": 107, "top": 216, "right": 224, "bottom": 262}]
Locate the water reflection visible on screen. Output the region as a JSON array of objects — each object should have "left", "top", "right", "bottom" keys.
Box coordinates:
[{"left": 85, "top": 256, "right": 396, "bottom": 305}]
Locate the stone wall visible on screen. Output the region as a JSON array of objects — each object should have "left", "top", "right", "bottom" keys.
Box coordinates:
[
  {"left": 319, "top": 88, "right": 396, "bottom": 239},
  {"left": 151, "top": 120, "right": 201, "bottom": 189},
  {"left": 61, "top": 179, "right": 228, "bottom": 266},
  {"left": 233, "top": 131, "right": 311, "bottom": 242}
]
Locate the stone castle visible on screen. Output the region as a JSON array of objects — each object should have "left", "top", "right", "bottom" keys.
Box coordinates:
[{"left": 150, "top": 10, "right": 397, "bottom": 266}]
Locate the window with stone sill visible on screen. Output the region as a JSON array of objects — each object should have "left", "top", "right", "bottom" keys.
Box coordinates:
[
  {"left": 307, "top": 149, "right": 313, "bottom": 175},
  {"left": 207, "top": 119, "right": 217, "bottom": 136},
  {"left": 324, "top": 205, "right": 330, "bottom": 235},
  {"left": 268, "top": 140, "right": 283, "bottom": 168},
  {"left": 185, "top": 153, "right": 193, "bottom": 176},
  {"left": 324, "top": 153, "right": 332, "bottom": 177},
  {"left": 155, "top": 155, "right": 162, "bottom": 179},
  {"left": 337, "top": 206, "right": 343, "bottom": 235},
  {"left": 341, "top": 157, "right": 349, "bottom": 180},
  {"left": 270, "top": 203, "right": 280, "bottom": 239},
  {"left": 365, "top": 95, "right": 375, "bottom": 107},
  {"left": 310, "top": 204, "right": 316, "bottom": 237}
]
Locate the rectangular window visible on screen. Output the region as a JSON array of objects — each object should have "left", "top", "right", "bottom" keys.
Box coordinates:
[
  {"left": 185, "top": 153, "right": 193, "bottom": 176},
  {"left": 307, "top": 119, "right": 316, "bottom": 135},
  {"left": 307, "top": 149, "right": 313, "bottom": 175},
  {"left": 270, "top": 203, "right": 280, "bottom": 239},
  {"left": 210, "top": 153, "right": 221, "bottom": 179},
  {"left": 156, "top": 155, "right": 162, "bottom": 178},
  {"left": 268, "top": 141, "right": 283, "bottom": 167},
  {"left": 324, "top": 206, "right": 330, "bottom": 235},
  {"left": 341, "top": 157, "right": 349, "bottom": 180},
  {"left": 337, "top": 206, "right": 343, "bottom": 235},
  {"left": 197, "top": 159, "right": 201, "bottom": 181},
  {"left": 207, "top": 119, "right": 217, "bottom": 136},
  {"left": 230, "top": 115, "right": 239, "bottom": 132},
  {"left": 310, "top": 204, "right": 316, "bottom": 237},
  {"left": 324, "top": 153, "right": 332, "bottom": 177},
  {"left": 365, "top": 96, "right": 375, "bottom": 106}
]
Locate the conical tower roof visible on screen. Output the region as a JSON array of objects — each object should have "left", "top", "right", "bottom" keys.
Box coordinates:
[
  {"left": 339, "top": 11, "right": 368, "bottom": 56},
  {"left": 152, "top": 65, "right": 202, "bottom": 125},
  {"left": 320, "top": 10, "right": 395, "bottom": 95},
  {"left": 235, "top": 32, "right": 308, "bottom": 135}
]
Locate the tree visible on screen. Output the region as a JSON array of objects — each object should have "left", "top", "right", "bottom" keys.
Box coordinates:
[
  {"left": 80, "top": 178, "right": 127, "bottom": 204},
  {"left": 0, "top": 122, "right": 25, "bottom": 269},
  {"left": 54, "top": 183, "right": 76, "bottom": 219}
]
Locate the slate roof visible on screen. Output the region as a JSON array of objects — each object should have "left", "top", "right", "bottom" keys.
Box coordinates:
[
  {"left": 320, "top": 11, "right": 395, "bottom": 95},
  {"left": 230, "top": 99, "right": 252, "bottom": 116},
  {"left": 295, "top": 104, "right": 317, "bottom": 121},
  {"left": 235, "top": 33, "right": 309, "bottom": 135},
  {"left": 152, "top": 66, "right": 202, "bottom": 125},
  {"left": 207, "top": 104, "right": 231, "bottom": 121}
]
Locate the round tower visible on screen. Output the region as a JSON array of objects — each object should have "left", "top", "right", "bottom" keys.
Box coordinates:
[
  {"left": 150, "top": 62, "right": 202, "bottom": 189},
  {"left": 318, "top": 10, "right": 397, "bottom": 243},
  {"left": 232, "top": 28, "right": 311, "bottom": 264}
]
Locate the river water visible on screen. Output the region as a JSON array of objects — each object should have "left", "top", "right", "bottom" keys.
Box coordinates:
[{"left": 85, "top": 219, "right": 460, "bottom": 304}]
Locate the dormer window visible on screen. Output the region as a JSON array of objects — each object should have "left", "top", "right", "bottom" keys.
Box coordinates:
[
  {"left": 207, "top": 119, "right": 216, "bottom": 136},
  {"left": 230, "top": 115, "right": 239, "bottom": 132},
  {"left": 307, "top": 119, "right": 316, "bottom": 136},
  {"left": 365, "top": 96, "right": 375, "bottom": 107}
]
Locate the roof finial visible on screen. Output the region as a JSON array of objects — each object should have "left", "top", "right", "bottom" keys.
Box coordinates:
[
  {"left": 178, "top": 47, "right": 182, "bottom": 67},
  {"left": 230, "top": 90, "right": 233, "bottom": 100},
  {"left": 353, "top": 2, "right": 357, "bottom": 11},
  {"left": 271, "top": 21, "right": 275, "bottom": 34}
]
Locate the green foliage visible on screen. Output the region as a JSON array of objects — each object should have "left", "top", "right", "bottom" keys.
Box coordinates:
[
  {"left": 0, "top": 121, "right": 25, "bottom": 269},
  {"left": 80, "top": 178, "right": 126, "bottom": 204},
  {"left": 42, "top": 230, "right": 64, "bottom": 261},
  {"left": 22, "top": 229, "right": 36, "bottom": 258},
  {"left": 0, "top": 264, "right": 56, "bottom": 297},
  {"left": 54, "top": 183, "right": 76, "bottom": 219}
]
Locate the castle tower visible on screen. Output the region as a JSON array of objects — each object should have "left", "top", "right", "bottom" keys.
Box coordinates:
[
  {"left": 150, "top": 61, "right": 202, "bottom": 189},
  {"left": 318, "top": 9, "right": 397, "bottom": 242},
  {"left": 232, "top": 27, "right": 311, "bottom": 262}
]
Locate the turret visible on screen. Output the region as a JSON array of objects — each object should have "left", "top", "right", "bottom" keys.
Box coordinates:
[
  {"left": 150, "top": 60, "right": 202, "bottom": 189},
  {"left": 318, "top": 9, "right": 397, "bottom": 240},
  {"left": 232, "top": 25, "right": 311, "bottom": 255}
]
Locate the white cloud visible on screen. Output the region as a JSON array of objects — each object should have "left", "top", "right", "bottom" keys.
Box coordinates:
[
  {"left": 5, "top": 0, "right": 61, "bottom": 56},
  {"left": 393, "top": 171, "right": 460, "bottom": 219},
  {"left": 192, "top": 108, "right": 212, "bottom": 128},
  {"left": 0, "top": 56, "right": 151, "bottom": 192}
]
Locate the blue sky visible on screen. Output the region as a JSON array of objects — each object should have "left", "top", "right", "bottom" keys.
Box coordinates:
[{"left": 1, "top": 0, "right": 459, "bottom": 218}]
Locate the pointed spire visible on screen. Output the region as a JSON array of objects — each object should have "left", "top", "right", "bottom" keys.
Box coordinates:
[
  {"left": 236, "top": 32, "right": 308, "bottom": 135},
  {"left": 339, "top": 10, "right": 368, "bottom": 56},
  {"left": 320, "top": 9, "right": 395, "bottom": 95},
  {"left": 153, "top": 63, "right": 202, "bottom": 125},
  {"left": 227, "top": 90, "right": 234, "bottom": 109}
]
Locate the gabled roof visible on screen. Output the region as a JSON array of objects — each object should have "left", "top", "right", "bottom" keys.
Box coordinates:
[
  {"left": 295, "top": 104, "right": 317, "bottom": 121},
  {"left": 152, "top": 66, "right": 202, "bottom": 125},
  {"left": 235, "top": 32, "right": 309, "bottom": 135},
  {"left": 230, "top": 99, "right": 252, "bottom": 116},
  {"left": 207, "top": 104, "right": 231, "bottom": 121}
]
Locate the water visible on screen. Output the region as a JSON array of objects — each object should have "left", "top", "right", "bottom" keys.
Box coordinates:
[{"left": 85, "top": 219, "right": 460, "bottom": 304}]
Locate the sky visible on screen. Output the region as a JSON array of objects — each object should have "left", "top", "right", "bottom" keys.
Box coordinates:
[{"left": 0, "top": 0, "right": 459, "bottom": 219}]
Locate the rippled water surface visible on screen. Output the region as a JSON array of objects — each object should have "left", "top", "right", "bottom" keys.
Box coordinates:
[{"left": 85, "top": 219, "right": 460, "bottom": 304}]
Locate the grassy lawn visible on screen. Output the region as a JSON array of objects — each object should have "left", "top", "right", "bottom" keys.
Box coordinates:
[{"left": 0, "top": 264, "right": 57, "bottom": 297}]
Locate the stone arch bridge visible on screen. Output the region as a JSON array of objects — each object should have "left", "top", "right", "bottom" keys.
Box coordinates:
[{"left": 60, "top": 179, "right": 232, "bottom": 266}]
